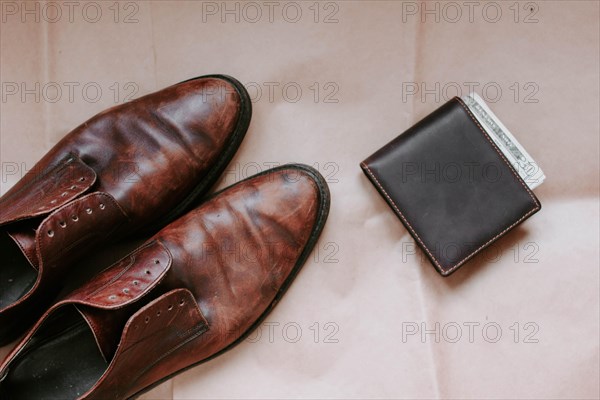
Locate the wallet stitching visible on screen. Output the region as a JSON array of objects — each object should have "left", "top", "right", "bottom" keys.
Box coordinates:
[{"left": 362, "top": 98, "right": 540, "bottom": 275}]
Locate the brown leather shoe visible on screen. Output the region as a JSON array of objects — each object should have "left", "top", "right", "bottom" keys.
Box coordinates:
[
  {"left": 0, "top": 164, "right": 330, "bottom": 399},
  {"left": 0, "top": 75, "right": 251, "bottom": 345}
]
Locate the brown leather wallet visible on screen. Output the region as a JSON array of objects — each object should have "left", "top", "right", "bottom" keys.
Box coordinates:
[{"left": 360, "top": 97, "right": 541, "bottom": 276}]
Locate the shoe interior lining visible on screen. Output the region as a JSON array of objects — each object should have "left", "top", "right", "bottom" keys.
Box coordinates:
[
  {"left": 0, "top": 232, "right": 37, "bottom": 310},
  {"left": 1, "top": 305, "right": 108, "bottom": 400}
]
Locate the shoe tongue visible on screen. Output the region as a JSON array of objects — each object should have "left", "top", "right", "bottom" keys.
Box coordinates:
[
  {"left": 76, "top": 303, "right": 140, "bottom": 361},
  {"left": 5, "top": 222, "right": 40, "bottom": 270},
  {"left": 67, "top": 240, "right": 172, "bottom": 362}
]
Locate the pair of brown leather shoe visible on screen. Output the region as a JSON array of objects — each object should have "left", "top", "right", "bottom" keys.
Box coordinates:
[{"left": 0, "top": 75, "right": 330, "bottom": 399}]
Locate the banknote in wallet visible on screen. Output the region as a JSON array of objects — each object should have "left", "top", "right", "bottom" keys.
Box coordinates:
[{"left": 462, "top": 93, "right": 545, "bottom": 190}]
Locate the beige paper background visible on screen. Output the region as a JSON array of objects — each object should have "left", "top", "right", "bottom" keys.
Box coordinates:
[{"left": 0, "top": 1, "right": 598, "bottom": 399}]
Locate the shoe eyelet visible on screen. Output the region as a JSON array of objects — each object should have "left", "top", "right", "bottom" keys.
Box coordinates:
[
  {"left": 108, "top": 295, "right": 117, "bottom": 300},
  {"left": 47, "top": 230, "right": 54, "bottom": 237},
  {"left": 154, "top": 259, "right": 160, "bottom": 264},
  {"left": 59, "top": 221, "right": 67, "bottom": 228},
  {"left": 179, "top": 299, "right": 185, "bottom": 306},
  {"left": 61, "top": 192, "right": 68, "bottom": 197},
  {"left": 123, "top": 288, "right": 130, "bottom": 294},
  {"left": 50, "top": 199, "right": 57, "bottom": 204},
  {"left": 70, "top": 185, "right": 77, "bottom": 190},
  {"left": 71, "top": 215, "right": 78, "bottom": 221},
  {"left": 156, "top": 311, "right": 161, "bottom": 316},
  {"left": 145, "top": 317, "right": 150, "bottom": 323},
  {"left": 99, "top": 203, "right": 105, "bottom": 210},
  {"left": 133, "top": 280, "right": 139, "bottom": 286},
  {"left": 168, "top": 305, "right": 173, "bottom": 311},
  {"left": 86, "top": 208, "right": 93, "bottom": 214},
  {"left": 79, "top": 177, "right": 86, "bottom": 182},
  {"left": 145, "top": 270, "right": 151, "bottom": 275}
]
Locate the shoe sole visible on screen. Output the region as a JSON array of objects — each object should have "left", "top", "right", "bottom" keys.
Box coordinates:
[{"left": 129, "top": 163, "right": 331, "bottom": 399}]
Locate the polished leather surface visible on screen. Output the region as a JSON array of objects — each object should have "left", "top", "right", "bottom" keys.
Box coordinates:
[
  {"left": 0, "top": 75, "right": 251, "bottom": 344},
  {"left": 0, "top": 165, "right": 330, "bottom": 400},
  {"left": 361, "top": 97, "right": 541, "bottom": 275}
]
